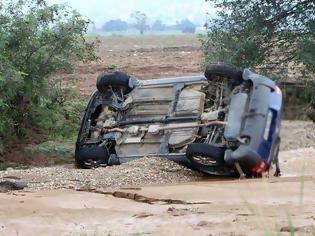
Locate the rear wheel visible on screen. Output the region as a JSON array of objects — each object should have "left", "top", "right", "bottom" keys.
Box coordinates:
[
  {"left": 186, "top": 143, "right": 225, "bottom": 167},
  {"left": 186, "top": 143, "right": 233, "bottom": 176},
  {"left": 96, "top": 71, "right": 131, "bottom": 94}
]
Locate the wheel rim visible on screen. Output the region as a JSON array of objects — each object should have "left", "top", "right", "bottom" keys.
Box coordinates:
[
  {"left": 84, "top": 159, "right": 106, "bottom": 169},
  {"left": 191, "top": 155, "right": 218, "bottom": 166}
]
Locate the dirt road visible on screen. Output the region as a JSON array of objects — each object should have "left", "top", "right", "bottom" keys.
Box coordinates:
[{"left": 0, "top": 148, "right": 314, "bottom": 236}]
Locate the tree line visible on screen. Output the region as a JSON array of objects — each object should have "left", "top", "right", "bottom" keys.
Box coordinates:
[{"left": 100, "top": 11, "right": 198, "bottom": 34}]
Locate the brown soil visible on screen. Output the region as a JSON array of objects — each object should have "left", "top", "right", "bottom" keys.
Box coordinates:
[
  {"left": 0, "top": 128, "right": 49, "bottom": 167},
  {"left": 56, "top": 35, "right": 203, "bottom": 97}
]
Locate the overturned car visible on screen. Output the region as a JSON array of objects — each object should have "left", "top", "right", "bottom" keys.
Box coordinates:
[{"left": 75, "top": 64, "right": 283, "bottom": 177}]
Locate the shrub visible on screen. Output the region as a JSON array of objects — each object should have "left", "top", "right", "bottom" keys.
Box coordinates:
[
  {"left": 0, "top": 0, "right": 97, "bottom": 145},
  {"left": 202, "top": 0, "right": 315, "bottom": 79}
]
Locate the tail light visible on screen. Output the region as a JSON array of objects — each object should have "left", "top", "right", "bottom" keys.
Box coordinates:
[{"left": 251, "top": 160, "right": 267, "bottom": 174}]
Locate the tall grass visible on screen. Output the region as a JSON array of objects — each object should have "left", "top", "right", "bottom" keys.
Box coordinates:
[{"left": 243, "top": 159, "right": 308, "bottom": 236}]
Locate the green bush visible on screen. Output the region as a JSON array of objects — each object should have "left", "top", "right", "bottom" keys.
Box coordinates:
[
  {"left": 0, "top": 0, "right": 97, "bottom": 146},
  {"left": 202, "top": 0, "right": 315, "bottom": 80},
  {"left": 30, "top": 99, "right": 86, "bottom": 139},
  {"left": 202, "top": 0, "right": 315, "bottom": 119},
  {"left": 26, "top": 139, "right": 75, "bottom": 161}
]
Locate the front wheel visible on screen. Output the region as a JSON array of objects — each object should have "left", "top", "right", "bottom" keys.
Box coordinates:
[{"left": 75, "top": 145, "right": 109, "bottom": 169}]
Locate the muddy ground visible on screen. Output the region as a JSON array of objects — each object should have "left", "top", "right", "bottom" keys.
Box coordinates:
[
  {"left": 0, "top": 35, "right": 314, "bottom": 236},
  {"left": 0, "top": 148, "right": 314, "bottom": 236}
]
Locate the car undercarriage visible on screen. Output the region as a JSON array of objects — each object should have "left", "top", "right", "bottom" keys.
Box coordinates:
[{"left": 75, "top": 64, "right": 283, "bottom": 177}]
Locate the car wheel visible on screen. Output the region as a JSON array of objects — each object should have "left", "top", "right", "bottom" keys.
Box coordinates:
[
  {"left": 75, "top": 145, "right": 109, "bottom": 169},
  {"left": 205, "top": 63, "right": 243, "bottom": 86},
  {"left": 96, "top": 71, "right": 131, "bottom": 94},
  {"left": 186, "top": 143, "right": 225, "bottom": 167}
]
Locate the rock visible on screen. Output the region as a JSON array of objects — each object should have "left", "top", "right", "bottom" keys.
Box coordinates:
[
  {"left": 197, "top": 221, "right": 210, "bottom": 227},
  {"left": 6, "top": 167, "right": 13, "bottom": 172},
  {"left": 132, "top": 213, "right": 154, "bottom": 218},
  {"left": 280, "top": 226, "right": 297, "bottom": 233},
  {"left": 0, "top": 181, "right": 27, "bottom": 193}
]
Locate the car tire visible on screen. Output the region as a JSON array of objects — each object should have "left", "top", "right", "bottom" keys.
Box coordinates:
[
  {"left": 186, "top": 143, "right": 225, "bottom": 167},
  {"left": 75, "top": 145, "right": 109, "bottom": 169},
  {"left": 205, "top": 63, "right": 243, "bottom": 86},
  {"left": 96, "top": 71, "right": 131, "bottom": 94}
]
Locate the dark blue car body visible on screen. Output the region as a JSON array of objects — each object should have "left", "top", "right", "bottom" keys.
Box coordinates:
[{"left": 223, "top": 69, "right": 283, "bottom": 175}]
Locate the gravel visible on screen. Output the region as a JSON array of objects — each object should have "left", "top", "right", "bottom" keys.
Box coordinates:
[
  {"left": 280, "top": 121, "right": 315, "bottom": 151},
  {"left": 0, "top": 157, "right": 202, "bottom": 191},
  {"left": 0, "top": 120, "right": 314, "bottom": 191}
]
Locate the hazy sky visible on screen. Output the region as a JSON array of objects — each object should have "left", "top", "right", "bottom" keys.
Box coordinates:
[{"left": 47, "top": 0, "right": 215, "bottom": 27}]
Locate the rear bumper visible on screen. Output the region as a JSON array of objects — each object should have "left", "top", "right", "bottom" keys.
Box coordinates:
[
  {"left": 224, "top": 69, "right": 282, "bottom": 174},
  {"left": 226, "top": 145, "right": 263, "bottom": 174}
]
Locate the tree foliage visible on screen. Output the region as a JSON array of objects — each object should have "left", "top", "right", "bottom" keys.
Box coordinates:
[
  {"left": 177, "top": 19, "right": 196, "bottom": 34},
  {"left": 202, "top": 0, "right": 315, "bottom": 80},
  {"left": 131, "top": 11, "right": 149, "bottom": 35},
  {"left": 151, "top": 20, "right": 166, "bottom": 31},
  {"left": 102, "top": 19, "right": 128, "bottom": 32},
  {"left": 0, "top": 0, "right": 97, "bottom": 144}
]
